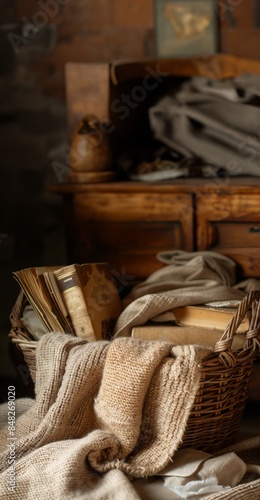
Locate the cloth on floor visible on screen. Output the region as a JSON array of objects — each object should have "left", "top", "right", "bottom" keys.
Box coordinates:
[
  {"left": 205, "top": 436, "right": 260, "bottom": 500},
  {"left": 113, "top": 250, "right": 260, "bottom": 338},
  {"left": 132, "top": 439, "right": 260, "bottom": 500},
  {"left": 0, "top": 333, "right": 210, "bottom": 499},
  {"left": 161, "top": 448, "right": 247, "bottom": 498}
]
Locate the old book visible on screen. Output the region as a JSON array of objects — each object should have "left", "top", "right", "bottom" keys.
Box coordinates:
[
  {"left": 13, "top": 266, "right": 72, "bottom": 334},
  {"left": 131, "top": 323, "right": 246, "bottom": 350},
  {"left": 41, "top": 270, "right": 73, "bottom": 334},
  {"left": 161, "top": 305, "right": 251, "bottom": 333},
  {"left": 53, "top": 265, "right": 96, "bottom": 341},
  {"left": 54, "top": 263, "right": 122, "bottom": 340},
  {"left": 13, "top": 262, "right": 122, "bottom": 341}
]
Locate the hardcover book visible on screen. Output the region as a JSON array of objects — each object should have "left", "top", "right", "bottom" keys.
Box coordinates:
[
  {"left": 54, "top": 263, "right": 122, "bottom": 341},
  {"left": 131, "top": 323, "right": 246, "bottom": 350},
  {"left": 13, "top": 263, "right": 122, "bottom": 341},
  {"left": 170, "top": 304, "right": 250, "bottom": 333},
  {"left": 132, "top": 302, "right": 251, "bottom": 348}
]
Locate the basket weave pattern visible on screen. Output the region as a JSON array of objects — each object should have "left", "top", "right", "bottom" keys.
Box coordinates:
[{"left": 9, "top": 289, "right": 260, "bottom": 453}]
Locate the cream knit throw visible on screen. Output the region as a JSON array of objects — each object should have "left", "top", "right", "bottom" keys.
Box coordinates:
[{"left": 0, "top": 333, "right": 210, "bottom": 499}]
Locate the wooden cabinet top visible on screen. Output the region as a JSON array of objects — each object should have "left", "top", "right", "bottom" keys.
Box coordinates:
[{"left": 51, "top": 177, "right": 260, "bottom": 195}]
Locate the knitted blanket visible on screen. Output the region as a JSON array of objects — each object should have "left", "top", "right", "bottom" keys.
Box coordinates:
[{"left": 0, "top": 333, "right": 210, "bottom": 499}]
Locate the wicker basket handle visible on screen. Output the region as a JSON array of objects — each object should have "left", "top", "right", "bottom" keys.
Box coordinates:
[{"left": 214, "top": 290, "right": 260, "bottom": 364}]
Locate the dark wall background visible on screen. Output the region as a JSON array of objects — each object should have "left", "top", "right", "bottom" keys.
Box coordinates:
[{"left": 1, "top": 0, "right": 260, "bottom": 399}]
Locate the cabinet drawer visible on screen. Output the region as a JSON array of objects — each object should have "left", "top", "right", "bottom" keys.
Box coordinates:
[
  {"left": 74, "top": 192, "right": 193, "bottom": 222},
  {"left": 210, "top": 222, "right": 260, "bottom": 247},
  {"left": 197, "top": 193, "right": 260, "bottom": 278}
]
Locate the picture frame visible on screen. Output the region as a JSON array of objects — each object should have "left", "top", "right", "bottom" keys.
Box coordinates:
[{"left": 154, "top": 0, "right": 218, "bottom": 58}]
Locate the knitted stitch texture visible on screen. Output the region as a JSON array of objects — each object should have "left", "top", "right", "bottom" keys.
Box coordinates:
[{"left": 0, "top": 332, "right": 210, "bottom": 499}]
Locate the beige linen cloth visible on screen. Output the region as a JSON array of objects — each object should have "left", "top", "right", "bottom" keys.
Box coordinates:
[
  {"left": 114, "top": 250, "right": 260, "bottom": 337},
  {"left": 0, "top": 333, "right": 211, "bottom": 499}
]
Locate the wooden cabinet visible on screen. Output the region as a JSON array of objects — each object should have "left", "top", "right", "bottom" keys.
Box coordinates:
[
  {"left": 61, "top": 54, "right": 260, "bottom": 281},
  {"left": 51, "top": 177, "right": 260, "bottom": 281}
]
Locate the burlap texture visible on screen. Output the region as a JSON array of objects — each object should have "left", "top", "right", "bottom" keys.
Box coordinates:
[{"left": 0, "top": 333, "right": 210, "bottom": 499}]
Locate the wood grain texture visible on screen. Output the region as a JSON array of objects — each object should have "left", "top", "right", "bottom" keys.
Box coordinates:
[
  {"left": 196, "top": 193, "right": 260, "bottom": 277},
  {"left": 55, "top": 180, "right": 260, "bottom": 280},
  {"left": 110, "top": 53, "right": 260, "bottom": 85},
  {"left": 62, "top": 190, "right": 193, "bottom": 279},
  {"left": 74, "top": 192, "right": 192, "bottom": 222},
  {"left": 197, "top": 194, "right": 260, "bottom": 222},
  {"left": 51, "top": 177, "right": 260, "bottom": 194}
]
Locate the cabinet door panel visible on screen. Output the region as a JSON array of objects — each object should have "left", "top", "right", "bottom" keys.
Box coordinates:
[
  {"left": 88, "top": 221, "right": 183, "bottom": 250},
  {"left": 72, "top": 192, "right": 194, "bottom": 279},
  {"left": 76, "top": 220, "right": 184, "bottom": 279}
]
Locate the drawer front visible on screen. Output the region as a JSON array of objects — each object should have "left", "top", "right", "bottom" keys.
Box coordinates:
[
  {"left": 74, "top": 192, "right": 193, "bottom": 222},
  {"left": 197, "top": 193, "right": 260, "bottom": 277},
  {"left": 208, "top": 222, "right": 260, "bottom": 248},
  {"left": 72, "top": 191, "right": 194, "bottom": 280}
]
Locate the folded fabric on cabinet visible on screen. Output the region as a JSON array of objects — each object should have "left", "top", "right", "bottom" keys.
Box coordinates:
[{"left": 148, "top": 74, "right": 260, "bottom": 178}]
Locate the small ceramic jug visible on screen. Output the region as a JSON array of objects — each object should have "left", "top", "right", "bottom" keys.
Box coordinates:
[{"left": 70, "top": 115, "right": 113, "bottom": 172}]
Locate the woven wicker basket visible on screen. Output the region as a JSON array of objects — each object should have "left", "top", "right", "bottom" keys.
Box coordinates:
[{"left": 9, "top": 289, "right": 260, "bottom": 453}]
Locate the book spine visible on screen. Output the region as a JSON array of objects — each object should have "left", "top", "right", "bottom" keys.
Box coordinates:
[{"left": 55, "top": 267, "right": 96, "bottom": 341}]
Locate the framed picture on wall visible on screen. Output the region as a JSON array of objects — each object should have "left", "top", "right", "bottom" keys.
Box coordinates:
[{"left": 154, "top": 0, "right": 218, "bottom": 58}]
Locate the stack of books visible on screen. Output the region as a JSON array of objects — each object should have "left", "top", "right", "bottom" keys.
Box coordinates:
[
  {"left": 131, "top": 304, "right": 251, "bottom": 350},
  {"left": 14, "top": 263, "right": 123, "bottom": 342}
]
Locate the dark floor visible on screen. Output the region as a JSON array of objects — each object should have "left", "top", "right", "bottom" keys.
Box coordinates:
[{"left": 238, "top": 399, "right": 260, "bottom": 439}]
